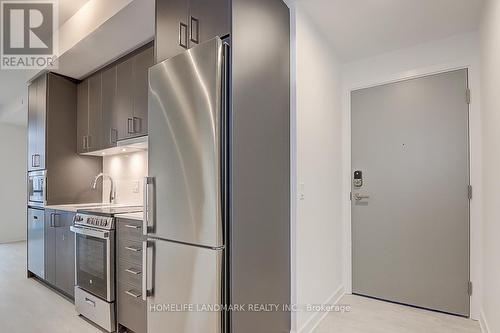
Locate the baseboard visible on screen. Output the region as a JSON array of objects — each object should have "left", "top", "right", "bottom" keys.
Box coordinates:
[
  {"left": 0, "top": 238, "right": 26, "bottom": 245},
  {"left": 479, "top": 310, "right": 490, "bottom": 333},
  {"left": 298, "top": 285, "right": 346, "bottom": 333}
]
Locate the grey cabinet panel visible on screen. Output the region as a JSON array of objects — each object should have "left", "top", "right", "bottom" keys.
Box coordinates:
[
  {"left": 77, "top": 80, "right": 89, "bottom": 154},
  {"left": 44, "top": 209, "right": 56, "bottom": 286},
  {"left": 28, "top": 208, "right": 45, "bottom": 278},
  {"left": 27, "top": 83, "right": 38, "bottom": 170},
  {"left": 55, "top": 211, "right": 75, "bottom": 298},
  {"left": 36, "top": 75, "right": 47, "bottom": 170},
  {"left": 155, "top": 0, "right": 189, "bottom": 62},
  {"left": 132, "top": 47, "right": 153, "bottom": 137},
  {"left": 28, "top": 75, "right": 47, "bottom": 171},
  {"left": 87, "top": 74, "right": 102, "bottom": 151},
  {"left": 101, "top": 66, "right": 118, "bottom": 149},
  {"left": 117, "top": 283, "right": 146, "bottom": 333},
  {"left": 44, "top": 209, "right": 76, "bottom": 298},
  {"left": 189, "top": 0, "right": 230, "bottom": 46},
  {"left": 117, "top": 57, "right": 134, "bottom": 140}
]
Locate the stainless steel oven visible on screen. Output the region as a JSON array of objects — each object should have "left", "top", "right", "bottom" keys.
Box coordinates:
[
  {"left": 71, "top": 225, "right": 115, "bottom": 302},
  {"left": 28, "top": 170, "right": 46, "bottom": 207}
]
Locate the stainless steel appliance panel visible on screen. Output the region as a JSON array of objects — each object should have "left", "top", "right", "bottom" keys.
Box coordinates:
[
  {"left": 28, "top": 170, "right": 46, "bottom": 207},
  {"left": 72, "top": 226, "right": 115, "bottom": 302},
  {"left": 27, "top": 208, "right": 45, "bottom": 278},
  {"left": 75, "top": 287, "right": 116, "bottom": 332},
  {"left": 144, "top": 239, "right": 223, "bottom": 333},
  {"left": 147, "top": 38, "right": 223, "bottom": 247}
]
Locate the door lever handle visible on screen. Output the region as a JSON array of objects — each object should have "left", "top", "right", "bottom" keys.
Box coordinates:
[{"left": 354, "top": 193, "right": 370, "bottom": 201}]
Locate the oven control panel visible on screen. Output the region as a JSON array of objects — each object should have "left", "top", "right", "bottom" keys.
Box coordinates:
[{"left": 74, "top": 214, "right": 115, "bottom": 230}]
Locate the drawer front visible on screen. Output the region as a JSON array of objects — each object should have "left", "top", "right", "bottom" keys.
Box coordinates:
[
  {"left": 116, "top": 218, "right": 143, "bottom": 243},
  {"left": 117, "top": 238, "right": 143, "bottom": 265},
  {"left": 117, "top": 282, "right": 146, "bottom": 333},
  {"left": 117, "top": 259, "right": 142, "bottom": 289}
]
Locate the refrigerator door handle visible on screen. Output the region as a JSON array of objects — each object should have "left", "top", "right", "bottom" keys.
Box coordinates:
[
  {"left": 143, "top": 177, "right": 155, "bottom": 235},
  {"left": 142, "top": 240, "right": 155, "bottom": 301}
]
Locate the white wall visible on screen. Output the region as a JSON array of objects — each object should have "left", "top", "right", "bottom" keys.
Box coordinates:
[
  {"left": 479, "top": 1, "right": 500, "bottom": 332},
  {"left": 294, "top": 4, "right": 344, "bottom": 332},
  {"left": 341, "top": 32, "right": 483, "bottom": 320},
  {"left": 0, "top": 123, "right": 27, "bottom": 243},
  {"left": 102, "top": 151, "right": 147, "bottom": 205}
]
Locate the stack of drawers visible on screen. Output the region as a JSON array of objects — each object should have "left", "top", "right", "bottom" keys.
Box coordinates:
[{"left": 116, "top": 218, "right": 146, "bottom": 333}]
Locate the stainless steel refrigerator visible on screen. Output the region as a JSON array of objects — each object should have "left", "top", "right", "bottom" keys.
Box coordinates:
[{"left": 144, "top": 37, "right": 227, "bottom": 333}]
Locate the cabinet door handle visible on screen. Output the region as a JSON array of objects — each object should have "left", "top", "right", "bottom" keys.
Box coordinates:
[
  {"left": 32, "top": 154, "right": 40, "bottom": 167},
  {"left": 127, "top": 118, "right": 134, "bottom": 134},
  {"left": 125, "top": 290, "right": 142, "bottom": 298},
  {"left": 125, "top": 246, "right": 142, "bottom": 252},
  {"left": 87, "top": 135, "right": 92, "bottom": 149},
  {"left": 133, "top": 117, "right": 141, "bottom": 134},
  {"left": 50, "top": 213, "right": 54, "bottom": 228},
  {"left": 190, "top": 16, "right": 200, "bottom": 44},
  {"left": 125, "top": 268, "right": 141, "bottom": 275},
  {"left": 110, "top": 128, "right": 118, "bottom": 145},
  {"left": 83, "top": 136, "right": 88, "bottom": 150},
  {"left": 84, "top": 297, "right": 96, "bottom": 307},
  {"left": 179, "top": 22, "right": 188, "bottom": 49},
  {"left": 125, "top": 224, "right": 141, "bottom": 229}
]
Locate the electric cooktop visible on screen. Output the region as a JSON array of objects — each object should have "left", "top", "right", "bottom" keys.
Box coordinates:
[{"left": 77, "top": 205, "right": 143, "bottom": 217}]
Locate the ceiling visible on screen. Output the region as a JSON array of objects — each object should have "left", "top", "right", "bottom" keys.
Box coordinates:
[
  {"left": 299, "top": 0, "right": 484, "bottom": 62},
  {"left": 59, "top": 0, "right": 92, "bottom": 25}
]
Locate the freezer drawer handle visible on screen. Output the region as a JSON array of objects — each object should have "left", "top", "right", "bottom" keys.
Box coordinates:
[{"left": 142, "top": 240, "right": 155, "bottom": 301}]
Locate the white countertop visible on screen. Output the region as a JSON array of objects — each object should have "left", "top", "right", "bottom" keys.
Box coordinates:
[
  {"left": 115, "top": 212, "right": 143, "bottom": 221},
  {"left": 44, "top": 203, "right": 142, "bottom": 213}
]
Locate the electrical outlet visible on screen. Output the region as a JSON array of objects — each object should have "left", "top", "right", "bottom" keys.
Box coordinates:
[{"left": 132, "top": 181, "right": 140, "bottom": 193}]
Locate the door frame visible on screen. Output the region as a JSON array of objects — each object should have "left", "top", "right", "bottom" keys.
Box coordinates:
[{"left": 342, "top": 65, "right": 481, "bottom": 319}]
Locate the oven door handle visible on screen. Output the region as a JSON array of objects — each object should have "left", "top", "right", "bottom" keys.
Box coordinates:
[{"left": 70, "top": 226, "right": 109, "bottom": 239}]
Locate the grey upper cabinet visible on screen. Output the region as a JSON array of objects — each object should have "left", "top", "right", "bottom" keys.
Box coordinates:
[
  {"left": 79, "top": 45, "right": 152, "bottom": 153},
  {"left": 76, "top": 80, "right": 89, "bottom": 154},
  {"left": 131, "top": 47, "right": 153, "bottom": 137},
  {"left": 44, "top": 209, "right": 76, "bottom": 298},
  {"left": 155, "top": 0, "right": 189, "bottom": 62},
  {"left": 117, "top": 57, "right": 135, "bottom": 139},
  {"left": 189, "top": 0, "right": 230, "bottom": 46},
  {"left": 101, "top": 66, "right": 118, "bottom": 149},
  {"left": 155, "top": 0, "right": 230, "bottom": 63},
  {"left": 77, "top": 74, "right": 103, "bottom": 153},
  {"left": 28, "top": 75, "right": 47, "bottom": 171}
]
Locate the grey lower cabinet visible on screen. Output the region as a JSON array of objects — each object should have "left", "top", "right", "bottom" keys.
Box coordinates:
[
  {"left": 44, "top": 209, "right": 75, "bottom": 298},
  {"left": 116, "top": 218, "right": 146, "bottom": 333}
]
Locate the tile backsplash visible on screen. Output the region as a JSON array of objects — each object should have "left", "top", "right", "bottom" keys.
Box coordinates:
[{"left": 102, "top": 151, "right": 148, "bottom": 205}]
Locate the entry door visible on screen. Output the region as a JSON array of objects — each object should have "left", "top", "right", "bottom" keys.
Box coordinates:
[{"left": 351, "top": 69, "right": 470, "bottom": 316}]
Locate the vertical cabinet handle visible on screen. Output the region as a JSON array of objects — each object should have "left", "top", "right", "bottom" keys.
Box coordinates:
[
  {"left": 179, "top": 22, "right": 188, "bottom": 49},
  {"left": 87, "top": 136, "right": 92, "bottom": 149},
  {"left": 110, "top": 128, "right": 118, "bottom": 145},
  {"left": 50, "top": 213, "right": 54, "bottom": 228},
  {"left": 83, "top": 136, "right": 88, "bottom": 150},
  {"left": 127, "top": 118, "right": 134, "bottom": 134},
  {"left": 190, "top": 17, "right": 200, "bottom": 44},
  {"left": 32, "top": 154, "right": 40, "bottom": 167},
  {"left": 133, "top": 117, "right": 141, "bottom": 134}
]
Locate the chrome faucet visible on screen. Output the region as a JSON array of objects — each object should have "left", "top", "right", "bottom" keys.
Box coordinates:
[{"left": 92, "top": 173, "right": 116, "bottom": 203}]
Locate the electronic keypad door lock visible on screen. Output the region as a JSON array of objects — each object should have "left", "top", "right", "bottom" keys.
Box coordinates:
[{"left": 353, "top": 170, "right": 363, "bottom": 188}]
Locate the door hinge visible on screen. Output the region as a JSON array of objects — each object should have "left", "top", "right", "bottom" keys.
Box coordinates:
[
  {"left": 468, "top": 185, "right": 473, "bottom": 200},
  {"left": 466, "top": 88, "right": 471, "bottom": 104},
  {"left": 468, "top": 281, "right": 473, "bottom": 296}
]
